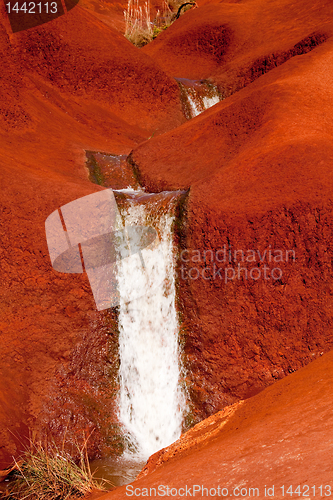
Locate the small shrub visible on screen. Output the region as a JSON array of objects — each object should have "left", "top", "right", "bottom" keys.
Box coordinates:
[{"left": 2, "top": 438, "right": 108, "bottom": 500}]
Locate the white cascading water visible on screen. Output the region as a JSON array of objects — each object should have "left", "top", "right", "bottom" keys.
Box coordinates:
[
  {"left": 116, "top": 192, "right": 186, "bottom": 460},
  {"left": 187, "top": 92, "right": 220, "bottom": 117},
  {"left": 176, "top": 78, "right": 221, "bottom": 119}
]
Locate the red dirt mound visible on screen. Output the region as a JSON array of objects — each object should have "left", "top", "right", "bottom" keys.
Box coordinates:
[
  {"left": 98, "top": 350, "right": 333, "bottom": 499},
  {"left": 130, "top": 38, "right": 333, "bottom": 419}
]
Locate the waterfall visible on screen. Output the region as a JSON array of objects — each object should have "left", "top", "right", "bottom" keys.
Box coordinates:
[
  {"left": 176, "top": 78, "right": 221, "bottom": 119},
  {"left": 115, "top": 189, "right": 186, "bottom": 460}
]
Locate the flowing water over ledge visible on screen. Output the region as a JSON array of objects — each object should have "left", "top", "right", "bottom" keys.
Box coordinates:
[
  {"left": 86, "top": 152, "right": 188, "bottom": 486},
  {"left": 90, "top": 456, "right": 145, "bottom": 488},
  {"left": 116, "top": 189, "right": 187, "bottom": 460},
  {"left": 176, "top": 78, "right": 222, "bottom": 119}
]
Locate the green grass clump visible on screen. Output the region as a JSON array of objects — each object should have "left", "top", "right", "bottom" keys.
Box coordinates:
[{"left": 2, "top": 439, "right": 107, "bottom": 500}]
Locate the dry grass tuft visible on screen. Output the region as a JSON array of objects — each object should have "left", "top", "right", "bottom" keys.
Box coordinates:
[{"left": 1, "top": 437, "right": 109, "bottom": 500}]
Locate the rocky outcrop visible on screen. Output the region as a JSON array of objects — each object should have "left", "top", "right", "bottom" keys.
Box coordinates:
[{"left": 137, "top": 400, "right": 245, "bottom": 479}]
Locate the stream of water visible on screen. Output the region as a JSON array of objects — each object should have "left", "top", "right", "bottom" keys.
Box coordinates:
[
  {"left": 176, "top": 78, "right": 221, "bottom": 119},
  {"left": 115, "top": 189, "right": 186, "bottom": 460}
]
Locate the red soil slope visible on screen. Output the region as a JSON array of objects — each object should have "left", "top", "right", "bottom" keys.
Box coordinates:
[
  {"left": 130, "top": 37, "right": 333, "bottom": 418},
  {"left": 98, "top": 350, "right": 333, "bottom": 499}
]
